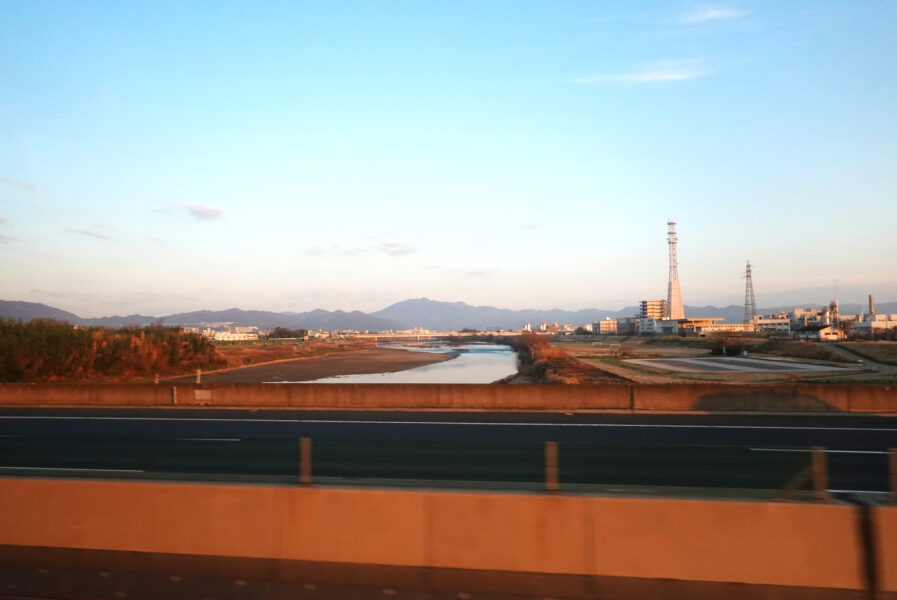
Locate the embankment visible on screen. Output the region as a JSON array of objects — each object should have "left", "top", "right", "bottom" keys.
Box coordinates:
[
  {"left": 0, "top": 382, "right": 894, "bottom": 412},
  {"left": 0, "top": 477, "right": 893, "bottom": 598}
]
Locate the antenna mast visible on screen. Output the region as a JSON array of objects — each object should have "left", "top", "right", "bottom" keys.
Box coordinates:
[
  {"left": 744, "top": 261, "right": 757, "bottom": 324},
  {"left": 666, "top": 220, "right": 685, "bottom": 320}
]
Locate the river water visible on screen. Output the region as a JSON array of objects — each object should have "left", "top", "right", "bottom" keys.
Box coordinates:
[{"left": 302, "top": 342, "right": 518, "bottom": 384}]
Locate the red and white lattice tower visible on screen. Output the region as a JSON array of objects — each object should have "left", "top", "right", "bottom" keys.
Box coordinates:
[
  {"left": 744, "top": 261, "right": 757, "bottom": 324},
  {"left": 665, "top": 220, "right": 685, "bottom": 320}
]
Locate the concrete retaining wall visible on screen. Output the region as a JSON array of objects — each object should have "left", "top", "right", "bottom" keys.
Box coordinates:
[
  {"left": 1, "top": 382, "right": 895, "bottom": 412},
  {"left": 0, "top": 478, "right": 882, "bottom": 591}
]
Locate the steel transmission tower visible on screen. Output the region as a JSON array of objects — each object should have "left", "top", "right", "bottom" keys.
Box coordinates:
[
  {"left": 666, "top": 220, "right": 685, "bottom": 320},
  {"left": 744, "top": 261, "right": 757, "bottom": 325}
]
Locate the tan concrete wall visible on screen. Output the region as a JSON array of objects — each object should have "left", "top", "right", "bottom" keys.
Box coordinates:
[
  {"left": 875, "top": 507, "right": 897, "bottom": 591},
  {"left": 0, "top": 382, "right": 894, "bottom": 412},
  {"left": 590, "top": 497, "right": 863, "bottom": 589},
  {"left": 0, "top": 383, "right": 634, "bottom": 410},
  {"left": 0, "top": 478, "right": 867, "bottom": 590}
]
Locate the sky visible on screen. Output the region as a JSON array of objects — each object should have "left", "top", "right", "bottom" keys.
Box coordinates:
[{"left": 2, "top": 1, "right": 896, "bottom": 318}]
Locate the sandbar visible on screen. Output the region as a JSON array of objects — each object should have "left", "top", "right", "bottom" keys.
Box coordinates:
[{"left": 166, "top": 347, "right": 458, "bottom": 384}]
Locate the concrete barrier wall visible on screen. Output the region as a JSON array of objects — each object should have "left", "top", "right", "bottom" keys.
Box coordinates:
[
  {"left": 876, "top": 507, "right": 897, "bottom": 592},
  {"left": 0, "top": 382, "right": 894, "bottom": 412},
  {"left": 0, "top": 478, "right": 873, "bottom": 590}
]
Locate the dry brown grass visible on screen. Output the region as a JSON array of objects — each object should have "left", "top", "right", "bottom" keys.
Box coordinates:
[
  {"left": 839, "top": 342, "right": 897, "bottom": 366},
  {"left": 744, "top": 339, "right": 854, "bottom": 363}
]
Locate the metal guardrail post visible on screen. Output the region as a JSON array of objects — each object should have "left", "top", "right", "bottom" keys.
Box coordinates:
[
  {"left": 301, "top": 437, "right": 312, "bottom": 486},
  {"left": 545, "top": 441, "right": 559, "bottom": 493},
  {"left": 195, "top": 369, "right": 202, "bottom": 384},
  {"left": 811, "top": 446, "right": 830, "bottom": 503},
  {"left": 890, "top": 448, "right": 897, "bottom": 506}
]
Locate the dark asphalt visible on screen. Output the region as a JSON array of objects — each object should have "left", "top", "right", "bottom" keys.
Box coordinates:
[{"left": 0, "top": 408, "right": 894, "bottom": 497}]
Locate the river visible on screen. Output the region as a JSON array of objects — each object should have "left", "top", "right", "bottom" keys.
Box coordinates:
[{"left": 299, "top": 342, "right": 518, "bottom": 384}]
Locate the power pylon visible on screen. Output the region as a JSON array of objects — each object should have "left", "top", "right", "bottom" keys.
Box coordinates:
[
  {"left": 744, "top": 261, "right": 757, "bottom": 325},
  {"left": 666, "top": 220, "right": 685, "bottom": 320}
]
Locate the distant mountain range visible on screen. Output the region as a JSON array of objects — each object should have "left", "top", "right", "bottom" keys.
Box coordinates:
[{"left": 2, "top": 298, "right": 895, "bottom": 332}]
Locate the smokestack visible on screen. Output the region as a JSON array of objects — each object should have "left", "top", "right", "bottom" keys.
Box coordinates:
[{"left": 869, "top": 294, "right": 876, "bottom": 315}]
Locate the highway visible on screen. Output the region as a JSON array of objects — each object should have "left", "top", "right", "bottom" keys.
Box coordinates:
[{"left": 0, "top": 408, "right": 894, "bottom": 499}]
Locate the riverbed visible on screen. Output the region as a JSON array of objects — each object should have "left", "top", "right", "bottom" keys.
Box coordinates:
[{"left": 296, "top": 342, "right": 517, "bottom": 384}]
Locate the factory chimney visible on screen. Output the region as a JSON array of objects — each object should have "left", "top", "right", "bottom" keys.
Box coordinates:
[{"left": 869, "top": 294, "right": 876, "bottom": 315}]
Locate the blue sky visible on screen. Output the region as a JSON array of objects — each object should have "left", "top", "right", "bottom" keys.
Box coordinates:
[{"left": 2, "top": 1, "right": 896, "bottom": 317}]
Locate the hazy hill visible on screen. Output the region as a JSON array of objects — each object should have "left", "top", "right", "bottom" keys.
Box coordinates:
[
  {"left": 83, "top": 314, "right": 159, "bottom": 327},
  {"left": 372, "top": 298, "right": 623, "bottom": 330},
  {"left": 146, "top": 308, "right": 397, "bottom": 331},
  {"left": 0, "top": 301, "right": 84, "bottom": 324},
  {"left": 2, "top": 298, "right": 895, "bottom": 332}
]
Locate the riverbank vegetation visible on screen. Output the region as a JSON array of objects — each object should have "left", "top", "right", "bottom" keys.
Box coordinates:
[
  {"left": 0, "top": 319, "right": 224, "bottom": 382},
  {"left": 506, "top": 333, "right": 629, "bottom": 384}
]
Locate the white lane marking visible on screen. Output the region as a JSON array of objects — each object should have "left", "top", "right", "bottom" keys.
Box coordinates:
[
  {"left": 750, "top": 448, "right": 889, "bottom": 454},
  {"left": 0, "top": 415, "right": 895, "bottom": 432},
  {"left": 176, "top": 438, "right": 241, "bottom": 442},
  {"left": 0, "top": 466, "right": 145, "bottom": 473}
]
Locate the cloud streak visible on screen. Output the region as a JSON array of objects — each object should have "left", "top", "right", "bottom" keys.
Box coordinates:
[
  {"left": 378, "top": 238, "right": 415, "bottom": 256},
  {"left": 175, "top": 204, "right": 224, "bottom": 221},
  {"left": 67, "top": 229, "right": 109, "bottom": 239},
  {"left": 3, "top": 177, "right": 35, "bottom": 190},
  {"left": 0, "top": 234, "right": 17, "bottom": 246},
  {"left": 680, "top": 6, "right": 747, "bottom": 23},
  {"left": 569, "top": 68, "right": 707, "bottom": 84}
]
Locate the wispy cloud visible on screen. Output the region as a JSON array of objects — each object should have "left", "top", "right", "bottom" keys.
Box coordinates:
[
  {"left": 0, "top": 218, "right": 6, "bottom": 225},
  {"left": 680, "top": 6, "right": 748, "bottom": 23},
  {"left": 3, "top": 177, "right": 35, "bottom": 190},
  {"left": 175, "top": 203, "right": 224, "bottom": 221},
  {"left": 378, "top": 238, "right": 415, "bottom": 256},
  {"left": 67, "top": 229, "right": 109, "bottom": 240},
  {"left": 0, "top": 234, "right": 17, "bottom": 246},
  {"left": 569, "top": 63, "right": 708, "bottom": 84},
  {"left": 305, "top": 244, "right": 365, "bottom": 257}
]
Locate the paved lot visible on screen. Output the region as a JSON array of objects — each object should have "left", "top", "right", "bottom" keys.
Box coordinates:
[{"left": 626, "top": 356, "right": 848, "bottom": 373}]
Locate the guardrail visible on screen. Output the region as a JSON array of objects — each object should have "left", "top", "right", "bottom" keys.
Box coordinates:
[{"left": 1, "top": 435, "right": 894, "bottom": 502}]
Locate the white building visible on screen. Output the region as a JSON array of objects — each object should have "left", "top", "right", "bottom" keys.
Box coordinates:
[
  {"left": 753, "top": 315, "right": 791, "bottom": 335},
  {"left": 214, "top": 331, "right": 259, "bottom": 342},
  {"left": 853, "top": 314, "right": 897, "bottom": 336}
]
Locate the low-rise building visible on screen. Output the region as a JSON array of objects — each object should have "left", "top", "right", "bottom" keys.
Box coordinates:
[
  {"left": 616, "top": 317, "right": 637, "bottom": 336},
  {"left": 794, "top": 325, "right": 846, "bottom": 342},
  {"left": 594, "top": 318, "right": 617, "bottom": 334},
  {"left": 214, "top": 331, "right": 259, "bottom": 342},
  {"left": 753, "top": 315, "right": 791, "bottom": 335}
]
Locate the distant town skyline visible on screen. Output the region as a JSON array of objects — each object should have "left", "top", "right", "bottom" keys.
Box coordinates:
[{"left": 2, "top": 2, "right": 896, "bottom": 317}]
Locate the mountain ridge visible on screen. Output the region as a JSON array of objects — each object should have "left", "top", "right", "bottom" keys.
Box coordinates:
[{"left": 2, "top": 299, "right": 895, "bottom": 332}]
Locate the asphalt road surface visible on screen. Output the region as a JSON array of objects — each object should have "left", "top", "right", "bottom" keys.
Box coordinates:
[{"left": 0, "top": 408, "right": 894, "bottom": 499}]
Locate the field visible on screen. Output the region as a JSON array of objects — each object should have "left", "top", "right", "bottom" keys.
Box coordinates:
[{"left": 553, "top": 336, "right": 896, "bottom": 385}]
